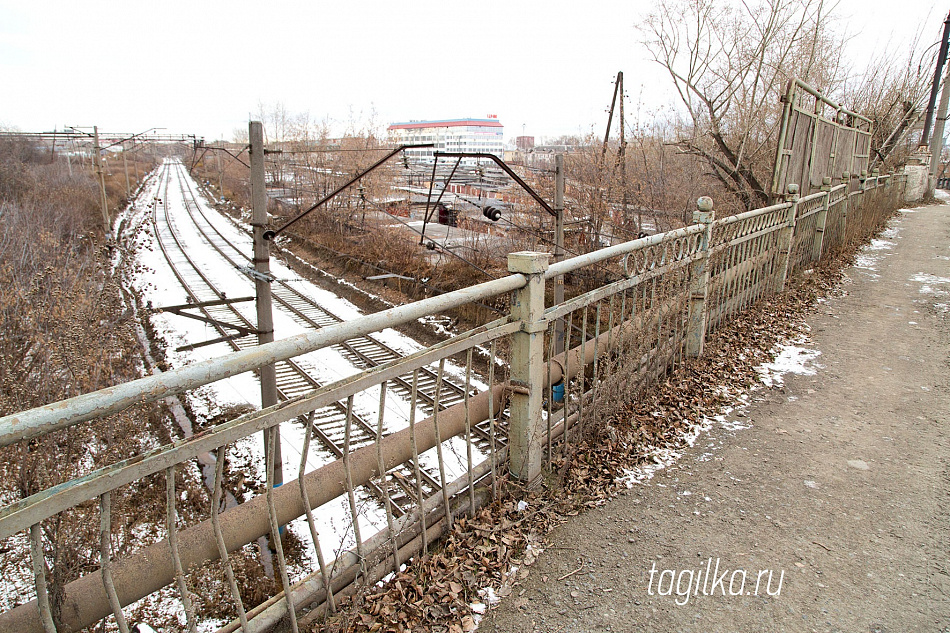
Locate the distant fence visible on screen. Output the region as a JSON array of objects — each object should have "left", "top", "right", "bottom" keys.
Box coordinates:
[
  {"left": 0, "top": 171, "right": 906, "bottom": 632},
  {"left": 772, "top": 78, "right": 873, "bottom": 200}
]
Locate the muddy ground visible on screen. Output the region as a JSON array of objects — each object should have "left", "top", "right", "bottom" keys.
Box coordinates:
[{"left": 482, "top": 202, "right": 950, "bottom": 632}]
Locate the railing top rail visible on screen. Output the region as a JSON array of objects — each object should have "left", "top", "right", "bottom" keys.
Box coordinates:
[
  {"left": 713, "top": 201, "right": 792, "bottom": 228},
  {"left": 0, "top": 171, "right": 890, "bottom": 450},
  {"left": 0, "top": 273, "right": 526, "bottom": 447},
  {"left": 799, "top": 190, "right": 827, "bottom": 205},
  {"left": 0, "top": 220, "right": 709, "bottom": 448},
  {"left": 786, "top": 78, "right": 873, "bottom": 127},
  {"left": 545, "top": 224, "right": 705, "bottom": 279}
]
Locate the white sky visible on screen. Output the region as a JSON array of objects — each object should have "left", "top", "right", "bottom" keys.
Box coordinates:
[{"left": 0, "top": 0, "right": 944, "bottom": 143}]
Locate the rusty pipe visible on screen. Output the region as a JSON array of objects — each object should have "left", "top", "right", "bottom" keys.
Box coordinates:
[
  {"left": 4, "top": 308, "right": 645, "bottom": 632},
  {"left": 1, "top": 384, "right": 507, "bottom": 633}
]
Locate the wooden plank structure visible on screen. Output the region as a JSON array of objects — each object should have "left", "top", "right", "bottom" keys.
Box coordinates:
[{"left": 772, "top": 78, "right": 873, "bottom": 200}]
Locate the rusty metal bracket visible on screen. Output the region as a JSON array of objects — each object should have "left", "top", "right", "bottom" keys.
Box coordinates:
[
  {"left": 433, "top": 151, "right": 557, "bottom": 216},
  {"left": 152, "top": 297, "right": 259, "bottom": 337},
  {"left": 520, "top": 318, "right": 549, "bottom": 334}
]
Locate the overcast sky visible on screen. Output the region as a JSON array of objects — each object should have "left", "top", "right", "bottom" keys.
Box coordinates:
[{"left": 0, "top": 0, "right": 944, "bottom": 142}]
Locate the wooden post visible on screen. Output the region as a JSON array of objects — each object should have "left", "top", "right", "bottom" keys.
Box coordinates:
[
  {"left": 507, "top": 251, "right": 550, "bottom": 484},
  {"left": 776, "top": 183, "right": 799, "bottom": 292},
  {"left": 812, "top": 177, "right": 831, "bottom": 263},
  {"left": 686, "top": 197, "right": 714, "bottom": 358}
]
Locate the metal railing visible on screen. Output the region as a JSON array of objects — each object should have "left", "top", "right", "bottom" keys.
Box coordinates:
[{"left": 0, "top": 172, "right": 907, "bottom": 632}]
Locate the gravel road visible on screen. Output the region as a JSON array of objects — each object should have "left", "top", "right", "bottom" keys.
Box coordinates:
[{"left": 483, "top": 200, "right": 950, "bottom": 632}]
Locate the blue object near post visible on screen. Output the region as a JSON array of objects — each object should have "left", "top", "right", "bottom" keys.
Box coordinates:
[
  {"left": 552, "top": 381, "right": 565, "bottom": 403},
  {"left": 274, "top": 481, "right": 285, "bottom": 536}
]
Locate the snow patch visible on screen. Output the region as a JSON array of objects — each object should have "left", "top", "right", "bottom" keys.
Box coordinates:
[
  {"left": 757, "top": 342, "right": 822, "bottom": 387},
  {"left": 620, "top": 336, "right": 822, "bottom": 487},
  {"left": 911, "top": 273, "right": 950, "bottom": 303}
]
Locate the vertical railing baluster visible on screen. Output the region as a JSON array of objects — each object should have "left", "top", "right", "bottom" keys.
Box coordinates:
[
  {"left": 298, "top": 411, "right": 335, "bottom": 614},
  {"left": 342, "top": 395, "right": 365, "bottom": 575},
  {"left": 607, "top": 293, "right": 616, "bottom": 358},
  {"left": 29, "top": 524, "right": 57, "bottom": 633},
  {"left": 264, "top": 428, "right": 299, "bottom": 633},
  {"left": 651, "top": 276, "right": 660, "bottom": 381},
  {"left": 546, "top": 320, "right": 555, "bottom": 467},
  {"left": 591, "top": 301, "right": 602, "bottom": 417},
  {"left": 578, "top": 305, "right": 588, "bottom": 438},
  {"left": 99, "top": 492, "right": 130, "bottom": 633},
  {"left": 563, "top": 311, "right": 573, "bottom": 446},
  {"left": 433, "top": 359, "right": 453, "bottom": 531},
  {"left": 374, "top": 382, "right": 401, "bottom": 569},
  {"left": 212, "top": 449, "right": 249, "bottom": 630},
  {"left": 463, "top": 349, "right": 476, "bottom": 518},
  {"left": 627, "top": 284, "right": 638, "bottom": 400},
  {"left": 408, "top": 370, "right": 428, "bottom": 555},
  {"left": 165, "top": 467, "right": 198, "bottom": 633},
  {"left": 487, "top": 341, "right": 498, "bottom": 499}
]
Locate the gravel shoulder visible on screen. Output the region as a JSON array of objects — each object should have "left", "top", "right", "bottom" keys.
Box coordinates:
[{"left": 483, "top": 201, "right": 950, "bottom": 632}]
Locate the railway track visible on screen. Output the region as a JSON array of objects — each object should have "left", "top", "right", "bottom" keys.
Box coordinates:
[
  {"left": 148, "top": 160, "right": 505, "bottom": 516},
  {"left": 172, "top": 162, "right": 505, "bottom": 444}
]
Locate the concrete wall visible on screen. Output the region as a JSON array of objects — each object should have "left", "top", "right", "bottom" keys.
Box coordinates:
[{"left": 903, "top": 149, "right": 931, "bottom": 202}]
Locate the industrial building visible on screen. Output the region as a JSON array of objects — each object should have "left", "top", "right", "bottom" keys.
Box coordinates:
[{"left": 387, "top": 117, "right": 504, "bottom": 162}]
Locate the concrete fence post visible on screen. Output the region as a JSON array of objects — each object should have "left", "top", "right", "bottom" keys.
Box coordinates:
[
  {"left": 686, "top": 197, "right": 714, "bottom": 358},
  {"left": 250, "top": 121, "right": 282, "bottom": 486},
  {"left": 839, "top": 171, "right": 850, "bottom": 247},
  {"left": 853, "top": 170, "right": 868, "bottom": 238},
  {"left": 812, "top": 177, "right": 831, "bottom": 263},
  {"left": 507, "top": 251, "right": 550, "bottom": 485},
  {"left": 776, "top": 183, "right": 800, "bottom": 292}
]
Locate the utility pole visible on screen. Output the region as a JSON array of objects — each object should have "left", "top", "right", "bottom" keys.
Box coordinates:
[
  {"left": 922, "top": 11, "right": 950, "bottom": 147},
  {"left": 122, "top": 142, "right": 131, "bottom": 200},
  {"left": 929, "top": 58, "right": 950, "bottom": 195},
  {"left": 93, "top": 125, "right": 111, "bottom": 231},
  {"left": 250, "top": 121, "right": 282, "bottom": 486},
  {"left": 215, "top": 149, "right": 223, "bottom": 198},
  {"left": 554, "top": 154, "right": 566, "bottom": 355},
  {"left": 618, "top": 74, "right": 628, "bottom": 234}
]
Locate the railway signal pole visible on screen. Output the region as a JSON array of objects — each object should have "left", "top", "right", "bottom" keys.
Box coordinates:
[{"left": 250, "top": 121, "right": 282, "bottom": 486}]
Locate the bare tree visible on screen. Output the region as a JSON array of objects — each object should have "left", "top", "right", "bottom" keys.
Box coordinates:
[
  {"left": 641, "top": 0, "right": 844, "bottom": 209},
  {"left": 845, "top": 25, "right": 938, "bottom": 170}
]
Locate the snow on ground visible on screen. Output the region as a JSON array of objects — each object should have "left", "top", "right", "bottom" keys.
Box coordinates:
[
  {"left": 756, "top": 340, "right": 823, "bottom": 387},
  {"left": 0, "top": 532, "right": 34, "bottom": 612},
  {"left": 911, "top": 272, "right": 950, "bottom": 313},
  {"left": 852, "top": 211, "right": 905, "bottom": 275},
  {"left": 619, "top": 209, "right": 914, "bottom": 488},
  {"left": 124, "top": 159, "right": 487, "bottom": 580},
  {"left": 620, "top": 333, "right": 823, "bottom": 488}
]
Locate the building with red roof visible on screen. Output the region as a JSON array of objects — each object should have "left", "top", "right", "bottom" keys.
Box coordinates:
[{"left": 388, "top": 116, "right": 504, "bottom": 162}]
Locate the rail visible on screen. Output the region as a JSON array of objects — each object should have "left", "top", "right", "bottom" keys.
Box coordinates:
[{"left": 0, "top": 172, "right": 907, "bottom": 632}]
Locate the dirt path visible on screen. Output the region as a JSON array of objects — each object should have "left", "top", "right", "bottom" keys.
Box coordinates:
[{"left": 483, "top": 201, "right": 950, "bottom": 633}]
